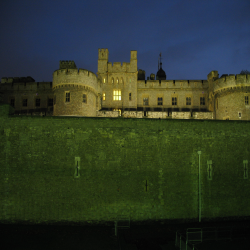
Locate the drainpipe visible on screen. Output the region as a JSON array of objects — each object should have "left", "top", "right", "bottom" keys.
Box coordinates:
[{"left": 197, "top": 151, "right": 201, "bottom": 222}]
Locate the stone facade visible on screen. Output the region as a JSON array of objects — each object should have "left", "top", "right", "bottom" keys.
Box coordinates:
[{"left": 0, "top": 49, "right": 250, "bottom": 120}]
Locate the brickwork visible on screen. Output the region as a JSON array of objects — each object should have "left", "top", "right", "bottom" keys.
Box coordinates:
[
  {"left": 0, "top": 104, "right": 250, "bottom": 225},
  {"left": 52, "top": 68, "right": 100, "bottom": 116},
  {"left": 215, "top": 91, "right": 250, "bottom": 120}
]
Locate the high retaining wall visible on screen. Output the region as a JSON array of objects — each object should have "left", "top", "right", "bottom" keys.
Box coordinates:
[{"left": 0, "top": 104, "right": 250, "bottom": 226}]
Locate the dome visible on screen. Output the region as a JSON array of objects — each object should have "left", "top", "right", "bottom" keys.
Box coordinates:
[{"left": 156, "top": 66, "right": 166, "bottom": 80}]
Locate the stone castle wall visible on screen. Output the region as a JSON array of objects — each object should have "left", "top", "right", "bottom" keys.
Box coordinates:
[{"left": 0, "top": 104, "right": 249, "bottom": 225}]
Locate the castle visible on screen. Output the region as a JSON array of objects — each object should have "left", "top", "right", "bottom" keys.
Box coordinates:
[
  {"left": 1, "top": 48, "right": 250, "bottom": 120},
  {"left": 1, "top": 49, "right": 250, "bottom": 227}
]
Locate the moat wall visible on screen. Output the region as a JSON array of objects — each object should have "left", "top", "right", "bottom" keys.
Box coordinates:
[{"left": 0, "top": 104, "right": 250, "bottom": 226}]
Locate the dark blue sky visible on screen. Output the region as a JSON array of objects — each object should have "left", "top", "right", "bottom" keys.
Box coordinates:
[{"left": 0, "top": 0, "right": 249, "bottom": 82}]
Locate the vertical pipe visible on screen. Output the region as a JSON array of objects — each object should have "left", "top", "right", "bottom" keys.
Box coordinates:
[{"left": 197, "top": 151, "right": 201, "bottom": 222}]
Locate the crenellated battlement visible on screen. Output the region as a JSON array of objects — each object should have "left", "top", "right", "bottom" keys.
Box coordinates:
[
  {"left": 53, "top": 68, "right": 98, "bottom": 92},
  {"left": 213, "top": 74, "right": 250, "bottom": 93},
  {"left": 137, "top": 79, "right": 208, "bottom": 89},
  {"left": 107, "top": 62, "right": 131, "bottom": 73},
  {"left": 98, "top": 48, "right": 109, "bottom": 60},
  {"left": 59, "top": 60, "right": 77, "bottom": 69},
  {"left": 53, "top": 68, "right": 97, "bottom": 79},
  {"left": 1, "top": 76, "right": 35, "bottom": 84},
  {"left": 0, "top": 81, "right": 52, "bottom": 91}
]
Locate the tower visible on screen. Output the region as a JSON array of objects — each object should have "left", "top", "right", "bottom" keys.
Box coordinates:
[{"left": 98, "top": 48, "right": 109, "bottom": 74}]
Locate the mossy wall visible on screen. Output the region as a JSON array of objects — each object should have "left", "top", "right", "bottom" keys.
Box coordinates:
[{"left": 0, "top": 104, "right": 249, "bottom": 226}]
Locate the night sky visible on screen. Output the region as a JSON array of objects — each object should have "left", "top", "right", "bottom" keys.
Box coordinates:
[{"left": 0, "top": 0, "right": 249, "bottom": 82}]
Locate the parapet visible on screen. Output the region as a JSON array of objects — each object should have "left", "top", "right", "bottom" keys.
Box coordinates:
[
  {"left": 207, "top": 71, "right": 219, "bottom": 81},
  {"left": 1, "top": 76, "right": 35, "bottom": 84},
  {"left": 59, "top": 60, "right": 77, "bottom": 69},
  {"left": 53, "top": 68, "right": 98, "bottom": 91},
  {"left": 214, "top": 74, "right": 250, "bottom": 93},
  {"left": 98, "top": 48, "right": 109, "bottom": 60}
]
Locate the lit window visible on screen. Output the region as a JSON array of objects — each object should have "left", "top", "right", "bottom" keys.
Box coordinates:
[
  {"left": 103, "top": 78, "right": 105, "bottom": 83},
  {"left": 117, "top": 78, "right": 119, "bottom": 83},
  {"left": 103, "top": 93, "right": 105, "bottom": 101},
  {"left": 113, "top": 90, "right": 121, "bottom": 101}
]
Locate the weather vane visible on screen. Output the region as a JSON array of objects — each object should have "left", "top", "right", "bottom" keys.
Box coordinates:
[{"left": 158, "top": 53, "right": 162, "bottom": 70}]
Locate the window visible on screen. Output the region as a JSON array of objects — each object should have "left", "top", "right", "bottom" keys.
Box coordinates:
[
  {"left": 74, "top": 157, "right": 80, "bottom": 178},
  {"left": 112, "top": 78, "right": 114, "bottom": 84},
  {"left": 243, "top": 160, "right": 248, "bottom": 179},
  {"left": 245, "top": 96, "right": 249, "bottom": 105},
  {"left": 172, "top": 97, "right": 177, "bottom": 105},
  {"left": 200, "top": 97, "right": 205, "bottom": 105},
  {"left": 23, "top": 99, "right": 27, "bottom": 107},
  {"left": 66, "top": 92, "right": 70, "bottom": 102},
  {"left": 238, "top": 112, "right": 242, "bottom": 118},
  {"left": 10, "top": 98, "right": 15, "bottom": 107},
  {"left": 207, "top": 160, "right": 212, "bottom": 180},
  {"left": 103, "top": 78, "right": 105, "bottom": 83},
  {"left": 186, "top": 97, "right": 191, "bottom": 105},
  {"left": 35, "top": 99, "right": 40, "bottom": 107},
  {"left": 117, "top": 78, "right": 119, "bottom": 83},
  {"left": 121, "top": 78, "right": 123, "bottom": 83},
  {"left": 143, "top": 97, "right": 148, "bottom": 105},
  {"left": 103, "top": 93, "right": 106, "bottom": 101},
  {"left": 83, "top": 94, "right": 87, "bottom": 103},
  {"left": 113, "top": 90, "right": 121, "bottom": 101},
  {"left": 48, "top": 98, "right": 53, "bottom": 106},
  {"left": 129, "top": 93, "right": 131, "bottom": 101},
  {"left": 158, "top": 97, "right": 163, "bottom": 105}
]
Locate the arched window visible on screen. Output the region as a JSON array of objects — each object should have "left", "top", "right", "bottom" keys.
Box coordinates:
[{"left": 117, "top": 78, "right": 119, "bottom": 83}]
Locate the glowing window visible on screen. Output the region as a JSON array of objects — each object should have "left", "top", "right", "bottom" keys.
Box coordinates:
[
  {"left": 103, "top": 78, "right": 105, "bottom": 83},
  {"left": 103, "top": 93, "right": 105, "bottom": 101},
  {"left": 113, "top": 90, "right": 121, "bottom": 101}
]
